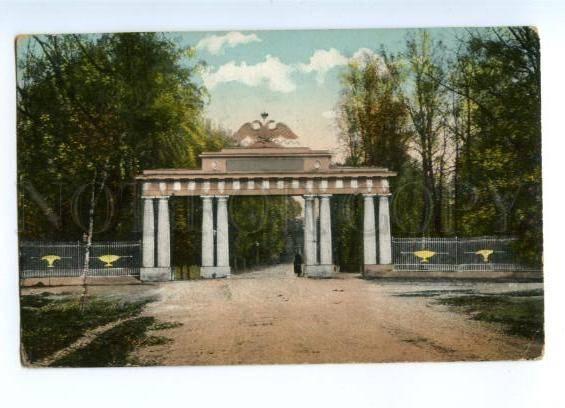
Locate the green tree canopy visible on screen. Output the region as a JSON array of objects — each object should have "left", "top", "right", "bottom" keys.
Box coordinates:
[{"left": 17, "top": 33, "right": 229, "bottom": 241}]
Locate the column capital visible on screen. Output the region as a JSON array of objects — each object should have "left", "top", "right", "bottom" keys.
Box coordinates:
[
  {"left": 142, "top": 196, "right": 159, "bottom": 200},
  {"left": 362, "top": 193, "right": 377, "bottom": 198},
  {"left": 303, "top": 194, "right": 316, "bottom": 200},
  {"left": 200, "top": 195, "right": 214, "bottom": 200},
  {"left": 157, "top": 196, "right": 170, "bottom": 200},
  {"left": 377, "top": 193, "right": 392, "bottom": 198},
  {"left": 318, "top": 194, "right": 333, "bottom": 199},
  {"left": 215, "top": 195, "right": 229, "bottom": 200}
]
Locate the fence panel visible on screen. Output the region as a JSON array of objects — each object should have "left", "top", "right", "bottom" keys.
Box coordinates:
[
  {"left": 20, "top": 241, "right": 141, "bottom": 278},
  {"left": 392, "top": 237, "right": 458, "bottom": 272},
  {"left": 456, "top": 237, "right": 521, "bottom": 271},
  {"left": 392, "top": 237, "right": 532, "bottom": 272}
]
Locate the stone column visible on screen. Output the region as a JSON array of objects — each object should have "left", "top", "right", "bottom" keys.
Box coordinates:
[
  {"left": 201, "top": 195, "right": 214, "bottom": 267},
  {"left": 378, "top": 194, "right": 392, "bottom": 264},
  {"left": 363, "top": 194, "right": 377, "bottom": 265},
  {"left": 157, "top": 197, "right": 170, "bottom": 268},
  {"left": 319, "top": 194, "right": 333, "bottom": 265},
  {"left": 313, "top": 196, "right": 319, "bottom": 265},
  {"left": 216, "top": 195, "right": 230, "bottom": 268},
  {"left": 142, "top": 197, "right": 155, "bottom": 268},
  {"left": 303, "top": 195, "right": 316, "bottom": 266}
]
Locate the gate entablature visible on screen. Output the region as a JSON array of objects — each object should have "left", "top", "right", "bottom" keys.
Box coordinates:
[{"left": 138, "top": 146, "right": 395, "bottom": 197}]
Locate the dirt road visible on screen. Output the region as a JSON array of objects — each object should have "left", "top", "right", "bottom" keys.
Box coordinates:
[{"left": 133, "top": 264, "right": 542, "bottom": 365}]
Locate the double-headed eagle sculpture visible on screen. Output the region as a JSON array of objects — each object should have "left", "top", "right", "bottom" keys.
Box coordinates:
[{"left": 233, "top": 112, "right": 298, "bottom": 147}]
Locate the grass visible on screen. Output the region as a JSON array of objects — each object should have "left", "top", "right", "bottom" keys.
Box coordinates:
[
  {"left": 50, "top": 316, "right": 158, "bottom": 367},
  {"left": 436, "top": 290, "right": 544, "bottom": 341},
  {"left": 20, "top": 292, "right": 156, "bottom": 364},
  {"left": 394, "top": 289, "right": 476, "bottom": 298}
]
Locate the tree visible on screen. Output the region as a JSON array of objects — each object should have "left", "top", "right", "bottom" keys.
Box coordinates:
[
  {"left": 404, "top": 30, "right": 452, "bottom": 235},
  {"left": 453, "top": 27, "right": 542, "bottom": 265},
  {"left": 17, "top": 33, "right": 214, "bottom": 243},
  {"left": 17, "top": 33, "right": 216, "bottom": 291},
  {"left": 337, "top": 51, "right": 411, "bottom": 171}
]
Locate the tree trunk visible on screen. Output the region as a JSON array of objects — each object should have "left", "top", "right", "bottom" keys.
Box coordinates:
[{"left": 80, "top": 170, "right": 97, "bottom": 307}]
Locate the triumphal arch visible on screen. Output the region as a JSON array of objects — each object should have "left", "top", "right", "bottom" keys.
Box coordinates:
[{"left": 137, "top": 115, "right": 396, "bottom": 281}]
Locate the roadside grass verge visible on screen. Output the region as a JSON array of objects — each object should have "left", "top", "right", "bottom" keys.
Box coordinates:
[
  {"left": 20, "top": 292, "right": 156, "bottom": 364},
  {"left": 50, "top": 316, "right": 158, "bottom": 367},
  {"left": 436, "top": 290, "right": 544, "bottom": 341}
]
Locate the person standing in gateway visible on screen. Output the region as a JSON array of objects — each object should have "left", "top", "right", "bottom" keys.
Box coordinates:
[{"left": 293, "top": 252, "right": 303, "bottom": 276}]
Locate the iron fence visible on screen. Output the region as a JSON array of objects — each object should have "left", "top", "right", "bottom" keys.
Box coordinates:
[
  {"left": 19, "top": 241, "right": 141, "bottom": 278},
  {"left": 19, "top": 237, "right": 537, "bottom": 279},
  {"left": 392, "top": 237, "right": 537, "bottom": 272}
]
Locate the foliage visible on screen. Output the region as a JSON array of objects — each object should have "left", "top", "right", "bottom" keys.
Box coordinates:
[
  {"left": 229, "top": 196, "right": 302, "bottom": 269},
  {"left": 453, "top": 27, "right": 542, "bottom": 265},
  {"left": 337, "top": 50, "right": 411, "bottom": 171},
  {"left": 404, "top": 31, "right": 451, "bottom": 235},
  {"left": 331, "top": 194, "right": 364, "bottom": 271},
  {"left": 335, "top": 27, "right": 542, "bottom": 267},
  {"left": 17, "top": 33, "right": 224, "bottom": 241}
]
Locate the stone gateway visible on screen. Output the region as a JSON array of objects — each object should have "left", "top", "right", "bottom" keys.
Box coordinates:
[{"left": 137, "top": 129, "right": 396, "bottom": 280}]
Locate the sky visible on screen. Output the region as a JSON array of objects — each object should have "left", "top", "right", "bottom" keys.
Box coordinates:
[{"left": 168, "top": 27, "right": 467, "bottom": 158}]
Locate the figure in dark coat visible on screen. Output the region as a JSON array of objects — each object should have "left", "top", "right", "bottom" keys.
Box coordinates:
[{"left": 293, "top": 253, "right": 303, "bottom": 276}]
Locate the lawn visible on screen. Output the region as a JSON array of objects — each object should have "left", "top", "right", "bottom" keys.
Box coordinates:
[
  {"left": 20, "top": 291, "right": 178, "bottom": 367},
  {"left": 436, "top": 289, "right": 544, "bottom": 341}
]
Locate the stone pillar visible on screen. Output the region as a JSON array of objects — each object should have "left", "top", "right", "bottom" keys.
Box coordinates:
[
  {"left": 157, "top": 197, "right": 170, "bottom": 268},
  {"left": 363, "top": 194, "right": 377, "bottom": 265},
  {"left": 200, "top": 195, "right": 230, "bottom": 278},
  {"left": 303, "top": 195, "right": 334, "bottom": 278},
  {"left": 201, "top": 195, "right": 214, "bottom": 268},
  {"left": 216, "top": 195, "right": 230, "bottom": 269},
  {"left": 378, "top": 194, "right": 392, "bottom": 265},
  {"left": 313, "top": 196, "right": 319, "bottom": 265},
  {"left": 142, "top": 197, "right": 155, "bottom": 268},
  {"left": 140, "top": 196, "right": 171, "bottom": 282},
  {"left": 303, "top": 195, "right": 316, "bottom": 266},
  {"left": 319, "top": 194, "right": 333, "bottom": 266}
]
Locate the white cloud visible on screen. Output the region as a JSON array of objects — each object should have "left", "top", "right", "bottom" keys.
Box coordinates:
[
  {"left": 196, "top": 31, "right": 261, "bottom": 55},
  {"left": 298, "top": 48, "right": 349, "bottom": 84},
  {"left": 201, "top": 55, "right": 296, "bottom": 93},
  {"left": 351, "top": 47, "right": 377, "bottom": 61},
  {"left": 322, "top": 110, "right": 337, "bottom": 119},
  {"left": 200, "top": 47, "right": 384, "bottom": 93}
]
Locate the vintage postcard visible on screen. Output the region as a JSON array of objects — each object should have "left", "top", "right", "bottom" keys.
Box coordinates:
[{"left": 17, "top": 27, "right": 543, "bottom": 367}]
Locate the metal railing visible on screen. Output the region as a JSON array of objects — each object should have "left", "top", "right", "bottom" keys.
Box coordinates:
[
  {"left": 19, "top": 241, "right": 141, "bottom": 278},
  {"left": 392, "top": 237, "right": 537, "bottom": 272}
]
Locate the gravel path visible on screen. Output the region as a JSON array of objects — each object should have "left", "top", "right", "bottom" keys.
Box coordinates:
[{"left": 133, "top": 264, "right": 542, "bottom": 365}]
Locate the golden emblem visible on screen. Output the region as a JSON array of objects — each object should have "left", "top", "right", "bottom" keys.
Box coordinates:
[
  {"left": 98, "top": 254, "right": 121, "bottom": 267},
  {"left": 475, "top": 249, "right": 494, "bottom": 262},
  {"left": 41, "top": 255, "right": 61, "bottom": 268},
  {"left": 413, "top": 250, "right": 436, "bottom": 263}
]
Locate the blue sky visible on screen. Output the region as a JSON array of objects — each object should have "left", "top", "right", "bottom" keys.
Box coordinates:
[{"left": 170, "top": 27, "right": 468, "bottom": 156}]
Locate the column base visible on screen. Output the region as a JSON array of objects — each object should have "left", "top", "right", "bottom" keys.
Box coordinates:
[
  {"left": 363, "top": 264, "right": 393, "bottom": 279},
  {"left": 303, "top": 264, "right": 336, "bottom": 278},
  {"left": 141, "top": 267, "right": 172, "bottom": 282},
  {"left": 200, "top": 266, "right": 231, "bottom": 279}
]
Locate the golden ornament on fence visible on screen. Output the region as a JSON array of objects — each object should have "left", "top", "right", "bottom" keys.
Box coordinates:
[
  {"left": 41, "top": 255, "right": 61, "bottom": 268},
  {"left": 475, "top": 249, "right": 494, "bottom": 262},
  {"left": 98, "top": 254, "right": 121, "bottom": 267},
  {"left": 413, "top": 250, "right": 436, "bottom": 263}
]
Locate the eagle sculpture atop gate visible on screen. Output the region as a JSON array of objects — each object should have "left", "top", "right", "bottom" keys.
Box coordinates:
[{"left": 233, "top": 112, "right": 299, "bottom": 147}]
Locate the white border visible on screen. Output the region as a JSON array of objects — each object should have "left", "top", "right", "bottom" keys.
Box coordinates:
[{"left": 1, "top": 1, "right": 564, "bottom": 407}]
